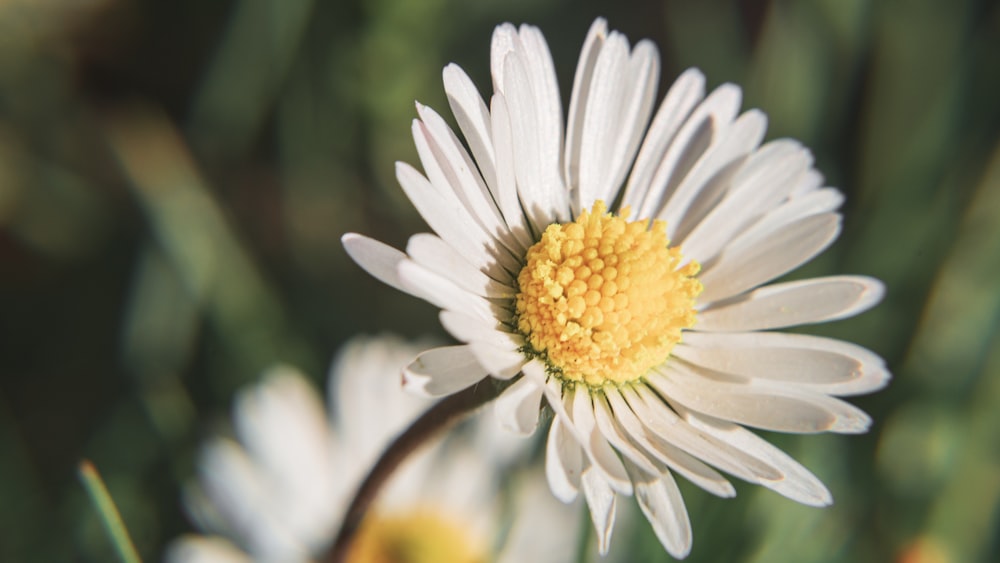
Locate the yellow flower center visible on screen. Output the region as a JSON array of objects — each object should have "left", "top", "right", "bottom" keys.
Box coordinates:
[
  {"left": 346, "top": 508, "right": 486, "bottom": 563},
  {"left": 515, "top": 201, "right": 702, "bottom": 387}
]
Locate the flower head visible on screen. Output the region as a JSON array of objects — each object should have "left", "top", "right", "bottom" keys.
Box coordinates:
[
  {"left": 166, "top": 334, "right": 576, "bottom": 562},
  {"left": 343, "top": 18, "right": 889, "bottom": 558}
]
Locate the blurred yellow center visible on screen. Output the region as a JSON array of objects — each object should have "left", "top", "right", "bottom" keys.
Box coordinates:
[
  {"left": 346, "top": 508, "right": 485, "bottom": 563},
  {"left": 515, "top": 201, "right": 702, "bottom": 387}
]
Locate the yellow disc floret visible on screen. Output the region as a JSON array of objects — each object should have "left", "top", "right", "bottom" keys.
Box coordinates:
[
  {"left": 347, "top": 508, "right": 486, "bottom": 563},
  {"left": 515, "top": 201, "right": 702, "bottom": 387}
]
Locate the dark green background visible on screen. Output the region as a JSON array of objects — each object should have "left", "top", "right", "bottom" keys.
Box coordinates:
[{"left": 1, "top": 0, "right": 997, "bottom": 560}]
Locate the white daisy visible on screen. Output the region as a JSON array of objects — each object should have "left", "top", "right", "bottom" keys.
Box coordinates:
[
  {"left": 342, "top": 17, "right": 890, "bottom": 559},
  {"left": 166, "top": 334, "right": 578, "bottom": 563}
]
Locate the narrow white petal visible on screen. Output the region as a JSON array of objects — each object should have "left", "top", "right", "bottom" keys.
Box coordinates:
[
  {"left": 516, "top": 24, "right": 565, "bottom": 201},
  {"left": 697, "top": 212, "right": 841, "bottom": 303},
  {"left": 602, "top": 39, "right": 659, "bottom": 205},
  {"left": 695, "top": 275, "right": 886, "bottom": 332},
  {"left": 546, "top": 416, "right": 583, "bottom": 502},
  {"left": 564, "top": 17, "right": 606, "bottom": 197},
  {"left": 490, "top": 93, "right": 535, "bottom": 248},
  {"left": 669, "top": 109, "right": 768, "bottom": 243},
  {"left": 679, "top": 409, "right": 833, "bottom": 506},
  {"left": 809, "top": 368, "right": 891, "bottom": 396},
  {"left": 676, "top": 331, "right": 887, "bottom": 388},
  {"left": 501, "top": 50, "right": 567, "bottom": 230},
  {"left": 443, "top": 64, "right": 496, "bottom": 191},
  {"left": 606, "top": 389, "right": 735, "bottom": 498},
  {"left": 341, "top": 233, "right": 414, "bottom": 296},
  {"left": 403, "top": 345, "right": 489, "bottom": 397},
  {"left": 406, "top": 233, "right": 516, "bottom": 297},
  {"left": 573, "top": 388, "right": 633, "bottom": 494},
  {"left": 411, "top": 116, "right": 522, "bottom": 270},
  {"left": 680, "top": 140, "right": 813, "bottom": 264},
  {"left": 439, "top": 310, "right": 521, "bottom": 350},
  {"left": 624, "top": 462, "right": 693, "bottom": 559},
  {"left": 647, "top": 364, "right": 872, "bottom": 434},
  {"left": 582, "top": 465, "right": 618, "bottom": 555},
  {"left": 414, "top": 104, "right": 518, "bottom": 253},
  {"left": 622, "top": 385, "right": 781, "bottom": 482},
  {"left": 495, "top": 376, "right": 545, "bottom": 435},
  {"left": 578, "top": 31, "right": 631, "bottom": 210},
  {"left": 637, "top": 83, "right": 742, "bottom": 220},
  {"left": 332, "top": 336, "right": 433, "bottom": 471},
  {"left": 165, "top": 536, "right": 253, "bottom": 563},
  {"left": 398, "top": 260, "right": 496, "bottom": 322},
  {"left": 490, "top": 23, "right": 518, "bottom": 88},
  {"left": 198, "top": 441, "right": 302, "bottom": 558},
  {"left": 622, "top": 67, "right": 705, "bottom": 210},
  {"left": 791, "top": 168, "right": 825, "bottom": 198},
  {"left": 592, "top": 393, "right": 659, "bottom": 474},
  {"left": 233, "top": 369, "right": 334, "bottom": 509},
  {"left": 733, "top": 187, "right": 844, "bottom": 250},
  {"left": 468, "top": 340, "right": 526, "bottom": 380},
  {"left": 395, "top": 161, "right": 509, "bottom": 279}
]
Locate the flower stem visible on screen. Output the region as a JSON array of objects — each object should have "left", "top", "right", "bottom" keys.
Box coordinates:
[
  {"left": 323, "top": 377, "right": 511, "bottom": 562},
  {"left": 78, "top": 459, "right": 143, "bottom": 563}
]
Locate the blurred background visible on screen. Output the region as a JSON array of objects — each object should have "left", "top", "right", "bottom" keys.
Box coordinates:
[{"left": 1, "top": 0, "right": 998, "bottom": 561}]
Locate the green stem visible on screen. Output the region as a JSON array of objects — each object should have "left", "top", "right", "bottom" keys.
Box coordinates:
[
  {"left": 78, "top": 459, "right": 143, "bottom": 563},
  {"left": 323, "top": 378, "right": 509, "bottom": 562}
]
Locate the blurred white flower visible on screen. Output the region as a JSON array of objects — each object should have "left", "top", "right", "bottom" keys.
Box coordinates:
[
  {"left": 343, "top": 17, "right": 890, "bottom": 558},
  {"left": 166, "top": 334, "right": 578, "bottom": 562}
]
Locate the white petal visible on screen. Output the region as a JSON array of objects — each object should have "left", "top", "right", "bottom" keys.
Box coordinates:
[
  {"left": 675, "top": 330, "right": 887, "bottom": 389},
  {"left": 414, "top": 104, "right": 520, "bottom": 257},
  {"left": 197, "top": 440, "right": 302, "bottom": 559},
  {"left": 622, "top": 385, "right": 781, "bottom": 483},
  {"left": 331, "top": 336, "right": 432, "bottom": 471},
  {"left": 403, "top": 345, "right": 489, "bottom": 397},
  {"left": 647, "top": 364, "right": 872, "bottom": 434},
  {"left": 592, "top": 393, "right": 659, "bottom": 474},
  {"left": 637, "top": 83, "right": 742, "bottom": 221},
  {"left": 546, "top": 416, "right": 583, "bottom": 502},
  {"left": 679, "top": 409, "right": 833, "bottom": 506},
  {"left": 233, "top": 368, "right": 336, "bottom": 532},
  {"left": 602, "top": 40, "right": 659, "bottom": 204},
  {"left": 165, "top": 536, "right": 252, "bottom": 563},
  {"left": 443, "top": 64, "right": 496, "bottom": 191},
  {"left": 439, "top": 310, "right": 521, "bottom": 350},
  {"left": 395, "top": 161, "right": 510, "bottom": 280},
  {"left": 582, "top": 465, "right": 618, "bottom": 555},
  {"left": 624, "top": 462, "right": 693, "bottom": 559},
  {"left": 398, "top": 260, "right": 497, "bottom": 323},
  {"left": 406, "top": 233, "right": 516, "bottom": 297},
  {"left": 735, "top": 187, "right": 844, "bottom": 246},
  {"left": 564, "top": 17, "right": 606, "bottom": 198},
  {"left": 670, "top": 109, "right": 769, "bottom": 243},
  {"left": 493, "top": 24, "right": 570, "bottom": 227},
  {"left": 495, "top": 375, "right": 545, "bottom": 435},
  {"left": 341, "top": 233, "right": 415, "bottom": 297},
  {"left": 680, "top": 139, "right": 813, "bottom": 264},
  {"left": 697, "top": 212, "right": 841, "bottom": 303},
  {"left": 606, "top": 389, "right": 735, "bottom": 498},
  {"left": 500, "top": 50, "right": 567, "bottom": 230},
  {"left": 490, "top": 93, "right": 535, "bottom": 248},
  {"left": 622, "top": 67, "right": 705, "bottom": 210},
  {"left": 577, "top": 30, "right": 631, "bottom": 211},
  {"left": 573, "top": 388, "right": 632, "bottom": 494},
  {"left": 515, "top": 24, "right": 564, "bottom": 195},
  {"left": 468, "top": 340, "right": 526, "bottom": 380},
  {"left": 695, "top": 275, "right": 885, "bottom": 331}
]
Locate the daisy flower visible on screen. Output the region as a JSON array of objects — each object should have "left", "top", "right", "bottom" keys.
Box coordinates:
[
  {"left": 166, "top": 334, "right": 578, "bottom": 563},
  {"left": 342, "top": 17, "right": 889, "bottom": 558}
]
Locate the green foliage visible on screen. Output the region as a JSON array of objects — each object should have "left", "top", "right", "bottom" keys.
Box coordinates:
[{"left": 0, "top": 0, "right": 997, "bottom": 561}]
